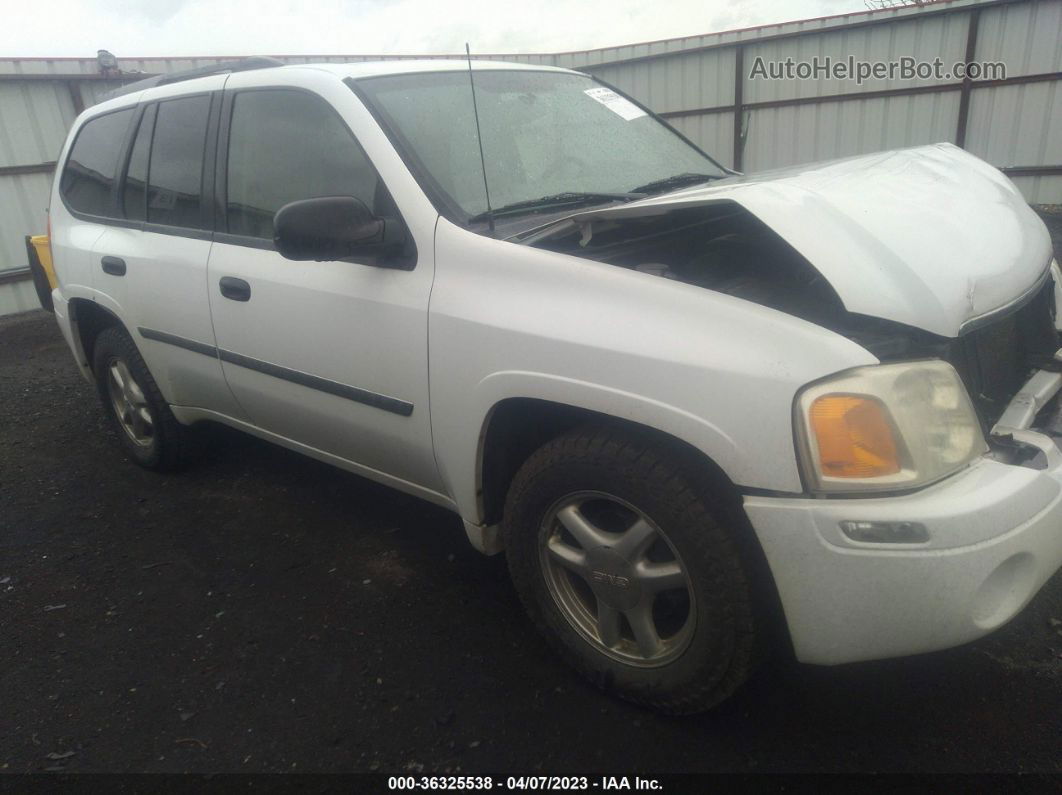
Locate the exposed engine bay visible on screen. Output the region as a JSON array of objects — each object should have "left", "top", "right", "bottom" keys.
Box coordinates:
[
  {"left": 525, "top": 203, "right": 1061, "bottom": 428},
  {"left": 528, "top": 203, "right": 847, "bottom": 325}
]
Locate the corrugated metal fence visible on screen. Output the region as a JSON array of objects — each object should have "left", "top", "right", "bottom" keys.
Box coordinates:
[
  {"left": 1, "top": 0, "right": 1060, "bottom": 314},
  {"left": 571, "top": 0, "right": 1061, "bottom": 203}
]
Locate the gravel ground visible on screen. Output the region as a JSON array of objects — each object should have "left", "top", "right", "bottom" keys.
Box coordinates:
[{"left": 1, "top": 212, "right": 1062, "bottom": 775}]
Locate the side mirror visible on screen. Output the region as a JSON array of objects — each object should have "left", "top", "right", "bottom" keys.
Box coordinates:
[{"left": 273, "top": 196, "right": 407, "bottom": 264}]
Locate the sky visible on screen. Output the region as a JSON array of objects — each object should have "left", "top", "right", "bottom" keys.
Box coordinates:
[{"left": 1, "top": 0, "right": 875, "bottom": 58}]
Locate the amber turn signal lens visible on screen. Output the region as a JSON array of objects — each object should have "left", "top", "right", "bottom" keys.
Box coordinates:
[{"left": 809, "top": 395, "right": 901, "bottom": 478}]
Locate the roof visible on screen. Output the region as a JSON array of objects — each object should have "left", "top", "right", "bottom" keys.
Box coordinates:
[
  {"left": 305, "top": 59, "right": 576, "bottom": 78},
  {"left": 84, "top": 57, "right": 581, "bottom": 115},
  {"left": 94, "top": 57, "right": 579, "bottom": 111}
]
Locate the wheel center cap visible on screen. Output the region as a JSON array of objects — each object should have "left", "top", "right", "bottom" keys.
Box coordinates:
[{"left": 584, "top": 547, "right": 642, "bottom": 610}]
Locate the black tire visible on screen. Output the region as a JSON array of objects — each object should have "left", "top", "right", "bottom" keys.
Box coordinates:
[
  {"left": 92, "top": 325, "right": 200, "bottom": 471},
  {"left": 503, "top": 425, "right": 762, "bottom": 714}
]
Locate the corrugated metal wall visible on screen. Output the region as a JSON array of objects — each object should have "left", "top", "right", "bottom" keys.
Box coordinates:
[
  {"left": 966, "top": 0, "right": 1062, "bottom": 203},
  {"left": 1, "top": 0, "right": 1060, "bottom": 315},
  {"left": 0, "top": 81, "right": 74, "bottom": 287},
  {"left": 0, "top": 72, "right": 136, "bottom": 316},
  {"left": 738, "top": 11, "right": 971, "bottom": 171},
  {"left": 576, "top": 0, "right": 1061, "bottom": 198}
]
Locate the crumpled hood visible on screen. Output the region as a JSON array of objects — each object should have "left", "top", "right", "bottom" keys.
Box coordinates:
[{"left": 561, "top": 143, "right": 1053, "bottom": 338}]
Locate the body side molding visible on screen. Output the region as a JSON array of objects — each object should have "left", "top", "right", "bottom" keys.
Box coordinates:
[{"left": 137, "top": 326, "right": 414, "bottom": 416}]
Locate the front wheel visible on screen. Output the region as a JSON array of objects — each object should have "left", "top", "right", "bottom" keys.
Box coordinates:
[{"left": 503, "top": 426, "right": 762, "bottom": 714}]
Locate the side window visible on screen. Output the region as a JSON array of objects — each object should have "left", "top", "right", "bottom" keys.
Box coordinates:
[
  {"left": 225, "top": 90, "right": 380, "bottom": 239},
  {"left": 122, "top": 104, "right": 155, "bottom": 221},
  {"left": 146, "top": 95, "right": 211, "bottom": 229},
  {"left": 60, "top": 108, "right": 135, "bottom": 217}
]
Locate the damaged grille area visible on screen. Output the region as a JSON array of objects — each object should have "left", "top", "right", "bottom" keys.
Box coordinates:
[{"left": 946, "top": 278, "right": 1059, "bottom": 427}]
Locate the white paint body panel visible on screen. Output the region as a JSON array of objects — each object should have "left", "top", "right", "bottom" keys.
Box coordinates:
[
  {"left": 94, "top": 225, "right": 241, "bottom": 416},
  {"left": 45, "top": 62, "right": 1062, "bottom": 667},
  {"left": 746, "top": 427, "right": 1062, "bottom": 665},
  {"left": 428, "top": 216, "right": 876, "bottom": 513}
]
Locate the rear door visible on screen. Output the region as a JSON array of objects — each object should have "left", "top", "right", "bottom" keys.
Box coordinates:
[
  {"left": 91, "top": 77, "right": 241, "bottom": 417},
  {"left": 52, "top": 106, "right": 137, "bottom": 297},
  {"left": 205, "top": 74, "right": 441, "bottom": 494}
]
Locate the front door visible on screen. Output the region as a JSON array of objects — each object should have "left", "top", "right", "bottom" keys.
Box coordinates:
[{"left": 205, "top": 85, "right": 441, "bottom": 494}]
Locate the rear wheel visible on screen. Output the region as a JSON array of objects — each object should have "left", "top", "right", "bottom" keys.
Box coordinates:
[
  {"left": 504, "top": 426, "right": 762, "bottom": 714},
  {"left": 92, "top": 326, "right": 200, "bottom": 471}
]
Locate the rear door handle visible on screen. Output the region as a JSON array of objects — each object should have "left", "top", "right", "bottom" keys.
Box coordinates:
[
  {"left": 219, "top": 276, "right": 251, "bottom": 302},
  {"left": 101, "top": 256, "right": 126, "bottom": 276}
]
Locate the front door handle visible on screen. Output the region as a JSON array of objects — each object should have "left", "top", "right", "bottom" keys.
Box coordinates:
[
  {"left": 101, "top": 256, "right": 126, "bottom": 276},
  {"left": 219, "top": 276, "right": 251, "bottom": 302}
]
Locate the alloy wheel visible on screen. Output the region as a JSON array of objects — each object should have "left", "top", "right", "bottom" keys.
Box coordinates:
[
  {"left": 106, "top": 358, "right": 155, "bottom": 447},
  {"left": 539, "top": 491, "right": 696, "bottom": 667}
]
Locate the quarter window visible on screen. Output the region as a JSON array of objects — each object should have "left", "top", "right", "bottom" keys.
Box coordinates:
[
  {"left": 122, "top": 104, "right": 155, "bottom": 221},
  {"left": 60, "top": 108, "right": 134, "bottom": 217},
  {"left": 225, "top": 90, "right": 380, "bottom": 239},
  {"left": 146, "top": 95, "right": 211, "bottom": 229}
]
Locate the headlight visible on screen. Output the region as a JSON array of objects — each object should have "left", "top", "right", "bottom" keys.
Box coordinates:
[{"left": 795, "top": 360, "right": 987, "bottom": 493}]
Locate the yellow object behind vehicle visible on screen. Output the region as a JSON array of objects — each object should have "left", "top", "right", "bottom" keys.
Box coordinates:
[{"left": 26, "top": 234, "right": 55, "bottom": 313}]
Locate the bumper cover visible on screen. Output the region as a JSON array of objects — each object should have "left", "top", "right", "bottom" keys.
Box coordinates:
[
  {"left": 51, "top": 290, "right": 94, "bottom": 383},
  {"left": 745, "top": 427, "right": 1062, "bottom": 665}
]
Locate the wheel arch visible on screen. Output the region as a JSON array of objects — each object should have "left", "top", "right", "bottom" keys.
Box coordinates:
[
  {"left": 476, "top": 397, "right": 745, "bottom": 530},
  {"left": 67, "top": 297, "right": 125, "bottom": 375},
  {"left": 476, "top": 396, "right": 795, "bottom": 663}
]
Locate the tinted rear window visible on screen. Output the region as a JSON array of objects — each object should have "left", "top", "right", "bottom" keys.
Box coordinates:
[
  {"left": 147, "top": 95, "right": 211, "bottom": 229},
  {"left": 60, "top": 108, "right": 134, "bottom": 217}
]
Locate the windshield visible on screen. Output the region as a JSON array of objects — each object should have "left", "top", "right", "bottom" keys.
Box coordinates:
[{"left": 355, "top": 70, "right": 726, "bottom": 224}]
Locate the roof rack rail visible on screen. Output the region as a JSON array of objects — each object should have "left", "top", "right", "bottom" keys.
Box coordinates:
[{"left": 108, "top": 56, "right": 285, "bottom": 100}]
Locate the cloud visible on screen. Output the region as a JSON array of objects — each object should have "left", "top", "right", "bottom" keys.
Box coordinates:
[{"left": 1, "top": 0, "right": 867, "bottom": 57}]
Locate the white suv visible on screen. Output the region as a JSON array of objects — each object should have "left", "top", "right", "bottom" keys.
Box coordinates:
[{"left": 48, "top": 57, "right": 1062, "bottom": 713}]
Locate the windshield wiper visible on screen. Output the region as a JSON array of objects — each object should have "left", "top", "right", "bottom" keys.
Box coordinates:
[
  {"left": 468, "top": 191, "right": 645, "bottom": 223},
  {"left": 628, "top": 172, "right": 723, "bottom": 195}
]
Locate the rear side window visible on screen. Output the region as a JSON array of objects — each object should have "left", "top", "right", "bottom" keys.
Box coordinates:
[
  {"left": 146, "top": 95, "right": 211, "bottom": 229},
  {"left": 225, "top": 89, "right": 380, "bottom": 239},
  {"left": 60, "top": 108, "right": 134, "bottom": 217}
]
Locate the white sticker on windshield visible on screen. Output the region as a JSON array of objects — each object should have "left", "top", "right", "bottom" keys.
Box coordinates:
[{"left": 584, "top": 87, "right": 647, "bottom": 121}]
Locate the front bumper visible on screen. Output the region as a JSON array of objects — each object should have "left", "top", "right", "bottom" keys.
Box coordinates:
[{"left": 745, "top": 420, "right": 1062, "bottom": 666}]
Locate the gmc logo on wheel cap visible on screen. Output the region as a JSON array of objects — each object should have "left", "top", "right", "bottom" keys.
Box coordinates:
[{"left": 591, "top": 570, "right": 631, "bottom": 588}]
